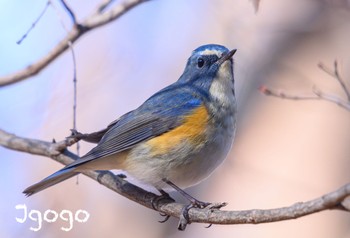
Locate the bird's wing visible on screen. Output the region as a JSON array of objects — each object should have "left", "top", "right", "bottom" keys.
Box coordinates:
[
  {"left": 63, "top": 87, "right": 205, "bottom": 170},
  {"left": 23, "top": 85, "right": 209, "bottom": 196}
]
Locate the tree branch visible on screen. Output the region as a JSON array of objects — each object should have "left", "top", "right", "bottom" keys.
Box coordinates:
[
  {"left": 1, "top": 128, "right": 349, "bottom": 230},
  {"left": 260, "top": 61, "right": 350, "bottom": 111},
  {"left": 0, "top": 0, "right": 150, "bottom": 87},
  {"left": 259, "top": 86, "right": 350, "bottom": 110},
  {"left": 16, "top": 1, "right": 51, "bottom": 45},
  {"left": 58, "top": 0, "right": 77, "bottom": 25},
  {"left": 318, "top": 61, "right": 350, "bottom": 101}
]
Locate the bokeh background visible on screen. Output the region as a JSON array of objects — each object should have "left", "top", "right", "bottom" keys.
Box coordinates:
[{"left": 1, "top": 0, "right": 350, "bottom": 237}]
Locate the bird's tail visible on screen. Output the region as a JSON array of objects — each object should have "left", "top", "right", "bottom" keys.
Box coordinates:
[{"left": 23, "top": 168, "right": 79, "bottom": 197}]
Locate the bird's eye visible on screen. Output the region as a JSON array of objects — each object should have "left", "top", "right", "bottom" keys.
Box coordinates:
[{"left": 197, "top": 58, "right": 205, "bottom": 68}]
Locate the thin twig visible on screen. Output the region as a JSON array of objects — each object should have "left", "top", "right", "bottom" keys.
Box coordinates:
[
  {"left": 16, "top": 1, "right": 51, "bottom": 45},
  {"left": 49, "top": 0, "right": 74, "bottom": 32},
  {"left": 259, "top": 86, "right": 350, "bottom": 110},
  {"left": 50, "top": 0, "right": 80, "bottom": 156},
  {"left": 84, "top": 0, "right": 150, "bottom": 29},
  {"left": 70, "top": 40, "right": 80, "bottom": 156},
  {"left": 259, "top": 86, "right": 319, "bottom": 101},
  {"left": 58, "top": 0, "right": 77, "bottom": 24},
  {"left": 318, "top": 61, "right": 350, "bottom": 101}
]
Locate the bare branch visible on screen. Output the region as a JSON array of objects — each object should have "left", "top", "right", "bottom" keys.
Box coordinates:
[
  {"left": 1, "top": 128, "right": 349, "bottom": 230},
  {"left": 0, "top": 129, "right": 78, "bottom": 156},
  {"left": 16, "top": 1, "right": 51, "bottom": 45},
  {"left": 70, "top": 40, "right": 80, "bottom": 156},
  {"left": 49, "top": 0, "right": 80, "bottom": 155},
  {"left": 259, "top": 86, "right": 350, "bottom": 110},
  {"left": 318, "top": 61, "right": 350, "bottom": 101},
  {"left": 260, "top": 60, "right": 350, "bottom": 111},
  {"left": 259, "top": 86, "right": 319, "bottom": 101},
  {"left": 58, "top": 0, "right": 77, "bottom": 25},
  {"left": 85, "top": 0, "right": 150, "bottom": 29},
  {"left": 0, "top": 0, "right": 150, "bottom": 87}
]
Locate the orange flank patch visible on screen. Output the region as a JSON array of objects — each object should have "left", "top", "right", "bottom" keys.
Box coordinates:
[{"left": 146, "top": 105, "right": 209, "bottom": 156}]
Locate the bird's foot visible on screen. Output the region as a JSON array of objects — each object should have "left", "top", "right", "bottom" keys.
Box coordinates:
[
  {"left": 161, "top": 179, "right": 228, "bottom": 230},
  {"left": 178, "top": 201, "right": 227, "bottom": 230},
  {"left": 151, "top": 189, "right": 175, "bottom": 223},
  {"left": 178, "top": 198, "right": 211, "bottom": 230}
]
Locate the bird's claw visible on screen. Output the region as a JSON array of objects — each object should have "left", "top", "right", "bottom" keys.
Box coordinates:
[
  {"left": 158, "top": 213, "right": 171, "bottom": 223},
  {"left": 151, "top": 191, "right": 175, "bottom": 224},
  {"left": 178, "top": 201, "right": 227, "bottom": 230},
  {"left": 178, "top": 199, "right": 212, "bottom": 231}
]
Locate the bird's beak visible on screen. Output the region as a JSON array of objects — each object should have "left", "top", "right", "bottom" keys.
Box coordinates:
[{"left": 216, "top": 49, "right": 237, "bottom": 66}]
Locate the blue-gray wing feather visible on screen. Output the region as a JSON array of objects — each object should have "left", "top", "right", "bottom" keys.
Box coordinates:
[{"left": 64, "top": 84, "right": 208, "bottom": 170}]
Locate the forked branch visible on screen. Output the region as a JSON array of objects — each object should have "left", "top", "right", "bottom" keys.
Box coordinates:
[{"left": 260, "top": 60, "right": 350, "bottom": 111}]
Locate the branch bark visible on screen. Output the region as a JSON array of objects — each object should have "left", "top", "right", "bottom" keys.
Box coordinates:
[
  {"left": 0, "top": 0, "right": 150, "bottom": 87},
  {"left": 1, "top": 128, "right": 349, "bottom": 230}
]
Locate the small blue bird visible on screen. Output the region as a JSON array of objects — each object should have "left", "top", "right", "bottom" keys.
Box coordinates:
[{"left": 24, "top": 44, "right": 237, "bottom": 220}]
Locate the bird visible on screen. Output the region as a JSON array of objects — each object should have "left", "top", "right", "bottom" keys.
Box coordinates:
[{"left": 23, "top": 44, "right": 237, "bottom": 222}]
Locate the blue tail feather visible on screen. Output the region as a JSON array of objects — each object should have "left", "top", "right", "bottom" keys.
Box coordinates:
[{"left": 23, "top": 167, "right": 79, "bottom": 196}]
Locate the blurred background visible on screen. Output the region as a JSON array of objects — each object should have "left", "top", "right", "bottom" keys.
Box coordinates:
[{"left": 0, "top": 0, "right": 350, "bottom": 237}]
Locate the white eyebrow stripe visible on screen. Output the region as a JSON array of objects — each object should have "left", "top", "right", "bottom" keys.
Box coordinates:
[{"left": 198, "top": 49, "right": 223, "bottom": 57}]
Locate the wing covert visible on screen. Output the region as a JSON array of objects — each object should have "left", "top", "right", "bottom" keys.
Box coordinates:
[{"left": 64, "top": 84, "right": 207, "bottom": 169}]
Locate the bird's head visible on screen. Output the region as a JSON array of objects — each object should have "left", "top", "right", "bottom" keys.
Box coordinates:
[{"left": 179, "top": 44, "right": 237, "bottom": 88}]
